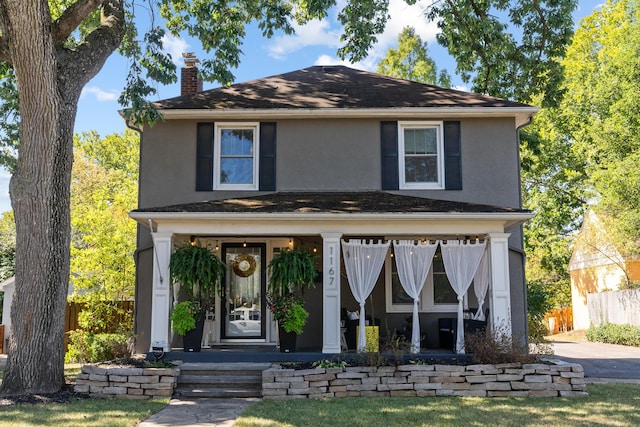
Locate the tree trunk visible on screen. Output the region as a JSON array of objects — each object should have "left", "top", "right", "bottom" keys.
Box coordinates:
[
  {"left": 0, "top": 0, "right": 74, "bottom": 395},
  {"left": 0, "top": 0, "right": 124, "bottom": 395}
]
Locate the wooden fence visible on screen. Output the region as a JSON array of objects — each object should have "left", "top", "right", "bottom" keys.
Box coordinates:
[
  {"left": 1, "top": 301, "right": 133, "bottom": 354},
  {"left": 588, "top": 288, "right": 640, "bottom": 327},
  {"left": 544, "top": 307, "right": 573, "bottom": 334},
  {"left": 65, "top": 300, "right": 134, "bottom": 333}
]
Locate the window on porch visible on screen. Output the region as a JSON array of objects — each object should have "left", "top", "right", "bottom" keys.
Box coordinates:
[{"left": 385, "top": 246, "right": 459, "bottom": 313}]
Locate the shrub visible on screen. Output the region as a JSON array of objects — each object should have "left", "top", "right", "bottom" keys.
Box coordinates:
[
  {"left": 312, "top": 359, "right": 347, "bottom": 369},
  {"left": 527, "top": 281, "right": 553, "bottom": 343},
  {"left": 586, "top": 323, "right": 640, "bottom": 346},
  {"left": 465, "top": 327, "right": 537, "bottom": 364},
  {"left": 66, "top": 330, "right": 132, "bottom": 363}
]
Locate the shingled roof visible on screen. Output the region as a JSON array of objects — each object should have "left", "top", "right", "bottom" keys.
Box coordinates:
[
  {"left": 153, "top": 66, "right": 533, "bottom": 111},
  {"left": 133, "top": 191, "right": 528, "bottom": 215}
]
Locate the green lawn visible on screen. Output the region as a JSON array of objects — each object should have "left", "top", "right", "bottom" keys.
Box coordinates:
[
  {"left": 235, "top": 383, "right": 640, "bottom": 427},
  {"left": 0, "top": 364, "right": 168, "bottom": 427},
  {"left": 0, "top": 397, "right": 168, "bottom": 427}
]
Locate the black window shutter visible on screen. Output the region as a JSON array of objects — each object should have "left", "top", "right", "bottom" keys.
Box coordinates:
[
  {"left": 259, "top": 122, "right": 277, "bottom": 191},
  {"left": 444, "top": 121, "right": 462, "bottom": 190},
  {"left": 196, "top": 123, "right": 214, "bottom": 191},
  {"left": 381, "top": 121, "right": 399, "bottom": 190}
]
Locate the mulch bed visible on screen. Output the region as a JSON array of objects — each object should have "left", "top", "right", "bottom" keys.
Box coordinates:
[{"left": 0, "top": 384, "right": 89, "bottom": 406}]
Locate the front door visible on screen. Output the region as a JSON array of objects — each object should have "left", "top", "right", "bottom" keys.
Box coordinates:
[{"left": 221, "top": 243, "right": 266, "bottom": 340}]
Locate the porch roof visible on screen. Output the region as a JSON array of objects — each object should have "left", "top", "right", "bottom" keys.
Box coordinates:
[
  {"left": 133, "top": 191, "right": 525, "bottom": 215},
  {"left": 130, "top": 192, "right": 532, "bottom": 233}
]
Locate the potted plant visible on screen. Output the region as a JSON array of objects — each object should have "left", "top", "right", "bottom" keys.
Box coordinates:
[
  {"left": 267, "top": 247, "right": 318, "bottom": 352},
  {"left": 169, "top": 240, "right": 225, "bottom": 352}
]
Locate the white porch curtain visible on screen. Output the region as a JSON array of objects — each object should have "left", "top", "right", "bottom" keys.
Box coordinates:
[
  {"left": 441, "top": 240, "right": 487, "bottom": 353},
  {"left": 341, "top": 239, "right": 390, "bottom": 352},
  {"left": 473, "top": 247, "right": 490, "bottom": 321},
  {"left": 393, "top": 240, "right": 439, "bottom": 353}
]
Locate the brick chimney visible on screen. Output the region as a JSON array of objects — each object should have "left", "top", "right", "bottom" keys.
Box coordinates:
[{"left": 181, "top": 52, "right": 203, "bottom": 96}]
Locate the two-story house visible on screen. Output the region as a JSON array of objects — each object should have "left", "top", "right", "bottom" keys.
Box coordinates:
[{"left": 129, "top": 65, "right": 536, "bottom": 356}]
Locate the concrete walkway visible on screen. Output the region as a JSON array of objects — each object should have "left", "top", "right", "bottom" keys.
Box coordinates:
[{"left": 136, "top": 397, "right": 259, "bottom": 427}]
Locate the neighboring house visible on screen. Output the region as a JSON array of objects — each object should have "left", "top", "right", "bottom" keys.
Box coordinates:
[
  {"left": 569, "top": 210, "right": 640, "bottom": 330},
  {"left": 128, "top": 64, "right": 536, "bottom": 355},
  {"left": 0, "top": 276, "right": 14, "bottom": 353}
]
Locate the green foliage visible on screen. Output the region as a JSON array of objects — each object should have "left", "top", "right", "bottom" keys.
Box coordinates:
[
  {"left": 376, "top": 26, "right": 451, "bottom": 87},
  {"left": 169, "top": 241, "right": 225, "bottom": 307},
  {"left": 587, "top": 323, "right": 640, "bottom": 347},
  {"left": 427, "top": 0, "right": 577, "bottom": 107},
  {"left": 267, "top": 248, "right": 318, "bottom": 298},
  {"left": 169, "top": 301, "right": 201, "bottom": 335},
  {"left": 77, "top": 297, "right": 133, "bottom": 335},
  {"left": 267, "top": 247, "right": 317, "bottom": 334},
  {"left": 70, "top": 130, "right": 139, "bottom": 303},
  {"left": 562, "top": 0, "right": 640, "bottom": 256},
  {"left": 268, "top": 294, "right": 309, "bottom": 334},
  {"left": 65, "top": 331, "right": 132, "bottom": 363},
  {"left": 526, "top": 281, "right": 554, "bottom": 343},
  {"left": 0, "top": 210, "right": 15, "bottom": 281},
  {"left": 312, "top": 359, "right": 347, "bottom": 369}
]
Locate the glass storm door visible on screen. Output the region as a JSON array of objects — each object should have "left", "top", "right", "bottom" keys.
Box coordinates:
[{"left": 221, "top": 243, "right": 266, "bottom": 339}]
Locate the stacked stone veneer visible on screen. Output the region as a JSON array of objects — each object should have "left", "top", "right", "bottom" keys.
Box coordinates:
[
  {"left": 74, "top": 365, "right": 180, "bottom": 399},
  {"left": 263, "top": 361, "right": 587, "bottom": 398}
]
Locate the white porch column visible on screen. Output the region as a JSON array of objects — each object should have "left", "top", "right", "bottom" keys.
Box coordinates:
[
  {"left": 149, "top": 232, "right": 173, "bottom": 352},
  {"left": 488, "top": 233, "right": 512, "bottom": 337},
  {"left": 321, "top": 232, "right": 342, "bottom": 353}
]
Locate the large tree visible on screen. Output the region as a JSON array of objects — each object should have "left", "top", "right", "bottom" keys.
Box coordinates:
[
  {"left": 376, "top": 26, "right": 451, "bottom": 87},
  {"left": 70, "top": 130, "right": 138, "bottom": 301},
  {"left": 561, "top": 0, "right": 640, "bottom": 256},
  {"left": 427, "top": 0, "right": 577, "bottom": 108}
]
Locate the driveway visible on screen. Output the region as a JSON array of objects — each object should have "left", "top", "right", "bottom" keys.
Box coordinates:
[{"left": 549, "top": 340, "right": 640, "bottom": 380}]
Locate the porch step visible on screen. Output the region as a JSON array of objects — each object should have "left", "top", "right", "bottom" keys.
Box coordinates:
[{"left": 174, "top": 362, "right": 271, "bottom": 398}]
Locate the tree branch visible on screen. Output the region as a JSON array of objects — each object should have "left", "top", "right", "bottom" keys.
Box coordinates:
[
  {"left": 52, "top": 0, "right": 103, "bottom": 46},
  {"left": 57, "top": 0, "right": 125, "bottom": 95}
]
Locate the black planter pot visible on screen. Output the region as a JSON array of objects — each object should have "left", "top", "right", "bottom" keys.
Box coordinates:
[
  {"left": 182, "top": 311, "right": 206, "bottom": 352},
  {"left": 278, "top": 325, "right": 297, "bottom": 353}
]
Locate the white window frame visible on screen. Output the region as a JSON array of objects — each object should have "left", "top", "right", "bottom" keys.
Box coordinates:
[
  {"left": 398, "top": 121, "right": 445, "bottom": 190},
  {"left": 213, "top": 122, "right": 260, "bottom": 190},
  {"left": 384, "top": 249, "right": 459, "bottom": 313}
]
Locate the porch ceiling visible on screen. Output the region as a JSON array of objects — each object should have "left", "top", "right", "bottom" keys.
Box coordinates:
[{"left": 129, "top": 192, "right": 532, "bottom": 235}]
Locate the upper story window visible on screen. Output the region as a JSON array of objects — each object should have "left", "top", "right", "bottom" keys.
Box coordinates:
[
  {"left": 398, "top": 121, "right": 444, "bottom": 190},
  {"left": 213, "top": 123, "right": 259, "bottom": 190},
  {"left": 385, "top": 246, "right": 458, "bottom": 313}
]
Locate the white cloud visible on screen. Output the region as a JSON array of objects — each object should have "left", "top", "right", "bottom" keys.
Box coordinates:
[
  {"left": 365, "top": 0, "right": 440, "bottom": 67},
  {"left": 161, "top": 34, "right": 191, "bottom": 66},
  {"left": 313, "top": 55, "right": 373, "bottom": 72},
  {"left": 452, "top": 85, "right": 470, "bottom": 92},
  {"left": 268, "top": 19, "right": 341, "bottom": 60},
  {"left": 81, "top": 86, "right": 119, "bottom": 102}
]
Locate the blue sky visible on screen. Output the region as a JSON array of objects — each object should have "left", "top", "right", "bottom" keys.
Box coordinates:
[{"left": 0, "top": 0, "right": 602, "bottom": 214}]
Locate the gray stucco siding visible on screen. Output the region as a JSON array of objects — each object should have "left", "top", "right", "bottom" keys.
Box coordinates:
[{"left": 138, "top": 116, "right": 522, "bottom": 210}]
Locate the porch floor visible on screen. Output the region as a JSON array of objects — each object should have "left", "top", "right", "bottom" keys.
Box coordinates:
[{"left": 149, "top": 346, "right": 470, "bottom": 364}]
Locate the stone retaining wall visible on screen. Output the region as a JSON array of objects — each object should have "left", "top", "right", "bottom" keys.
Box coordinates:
[
  {"left": 262, "top": 360, "right": 587, "bottom": 399},
  {"left": 74, "top": 365, "right": 180, "bottom": 399}
]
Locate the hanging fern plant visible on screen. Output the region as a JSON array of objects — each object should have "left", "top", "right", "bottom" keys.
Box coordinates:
[
  {"left": 268, "top": 247, "right": 318, "bottom": 298},
  {"left": 169, "top": 241, "right": 226, "bottom": 307}
]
